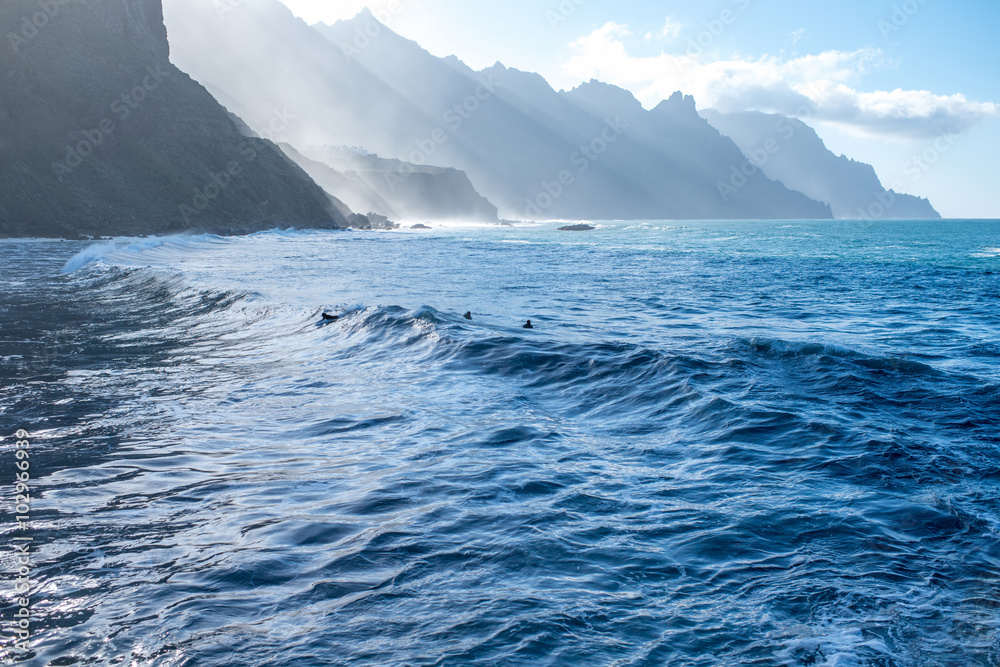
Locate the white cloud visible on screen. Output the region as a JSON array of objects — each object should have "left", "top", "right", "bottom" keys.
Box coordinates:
[
  {"left": 563, "top": 23, "right": 998, "bottom": 139},
  {"left": 790, "top": 28, "right": 805, "bottom": 45},
  {"left": 645, "top": 16, "right": 682, "bottom": 42}
]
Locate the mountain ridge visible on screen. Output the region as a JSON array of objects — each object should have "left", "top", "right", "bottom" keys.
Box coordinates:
[
  {"left": 702, "top": 109, "right": 940, "bottom": 219},
  {"left": 164, "top": 0, "right": 833, "bottom": 221}
]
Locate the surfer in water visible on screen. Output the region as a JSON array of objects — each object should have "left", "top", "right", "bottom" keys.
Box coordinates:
[
  {"left": 322, "top": 313, "right": 340, "bottom": 321},
  {"left": 463, "top": 312, "right": 472, "bottom": 320},
  {"left": 523, "top": 320, "right": 534, "bottom": 329}
]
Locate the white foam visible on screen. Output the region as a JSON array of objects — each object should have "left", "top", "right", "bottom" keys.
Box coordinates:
[
  {"left": 777, "top": 627, "right": 890, "bottom": 666},
  {"left": 60, "top": 234, "right": 230, "bottom": 274},
  {"left": 61, "top": 241, "right": 119, "bottom": 274}
]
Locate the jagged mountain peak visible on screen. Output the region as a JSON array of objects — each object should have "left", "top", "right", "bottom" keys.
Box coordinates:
[
  {"left": 564, "top": 80, "right": 644, "bottom": 115},
  {"left": 354, "top": 6, "right": 377, "bottom": 22},
  {"left": 653, "top": 91, "right": 698, "bottom": 114}
]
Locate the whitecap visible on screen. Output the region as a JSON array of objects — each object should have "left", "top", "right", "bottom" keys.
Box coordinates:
[{"left": 61, "top": 241, "right": 119, "bottom": 273}]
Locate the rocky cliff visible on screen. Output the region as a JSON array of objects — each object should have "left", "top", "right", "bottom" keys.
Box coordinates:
[
  {"left": 702, "top": 110, "right": 941, "bottom": 220},
  {"left": 80, "top": 0, "right": 170, "bottom": 59},
  {"left": 0, "top": 0, "right": 349, "bottom": 237}
]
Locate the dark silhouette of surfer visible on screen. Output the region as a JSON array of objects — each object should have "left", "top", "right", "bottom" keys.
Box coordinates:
[
  {"left": 463, "top": 312, "right": 472, "bottom": 320},
  {"left": 523, "top": 320, "right": 534, "bottom": 329},
  {"left": 322, "top": 313, "right": 339, "bottom": 321}
]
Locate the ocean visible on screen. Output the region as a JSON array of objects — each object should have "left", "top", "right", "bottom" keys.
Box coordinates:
[{"left": 1, "top": 219, "right": 999, "bottom": 666}]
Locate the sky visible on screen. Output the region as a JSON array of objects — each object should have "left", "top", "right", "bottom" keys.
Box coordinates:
[{"left": 277, "top": 0, "right": 1000, "bottom": 218}]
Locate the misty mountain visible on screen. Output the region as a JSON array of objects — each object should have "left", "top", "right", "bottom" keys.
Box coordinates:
[
  {"left": 279, "top": 145, "right": 499, "bottom": 223},
  {"left": 0, "top": 0, "right": 352, "bottom": 238},
  {"left": 163, "top": 1, "right": 832, "bottom": 221},
  {"left": 702, "top": 110, "right": 940, "bottom": 220}
]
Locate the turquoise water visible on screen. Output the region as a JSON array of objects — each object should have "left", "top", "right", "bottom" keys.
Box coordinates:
[{"left": 1, "top": 219, "right": 998, "bottom": 665}]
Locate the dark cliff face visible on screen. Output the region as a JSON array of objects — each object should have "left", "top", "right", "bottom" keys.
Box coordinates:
[
  {"left": 0, "top": 0, "right": 347, "bottom": 237},
  {"left": 81, "top": 0, "right": 170, "bottom": 59}
]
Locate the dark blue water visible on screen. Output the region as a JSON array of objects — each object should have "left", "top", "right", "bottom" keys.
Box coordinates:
[{"left": 2, "top": 220, "right": 999, "bottom": 666}]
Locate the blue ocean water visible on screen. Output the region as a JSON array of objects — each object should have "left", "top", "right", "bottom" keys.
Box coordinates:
[{"left": 1, "top": 219, "right": 999, "bottom": 666}]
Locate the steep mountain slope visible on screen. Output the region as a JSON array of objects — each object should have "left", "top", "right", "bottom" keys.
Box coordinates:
[
  {"left": 280, "top": 145, "right": 499, "bottom": 223},
  {"left": 702, "top": 110, "right": 940, "bottom": 219},
  {"left": 162, "top": 0, "right": 498, "bottom": 224},
  {"left": 164, "top": 1, "right": 831, "bottom": 221},
  {"left": 0, "top": 0, "right": 349, "bottom": 237}
]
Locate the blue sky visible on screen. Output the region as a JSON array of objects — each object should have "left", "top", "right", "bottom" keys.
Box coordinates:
[{"left": 278, "top": 0, "right": 1000, "bottom": 218}]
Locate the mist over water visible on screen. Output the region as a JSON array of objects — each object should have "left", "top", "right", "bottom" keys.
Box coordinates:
[{"left": 2, "top": 220, "right": 999, "bottom": 666}]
